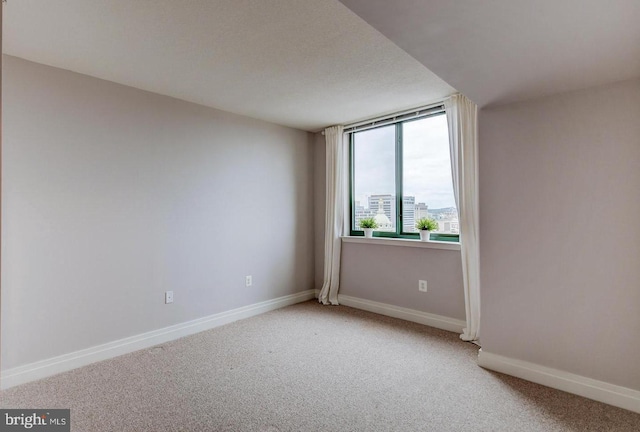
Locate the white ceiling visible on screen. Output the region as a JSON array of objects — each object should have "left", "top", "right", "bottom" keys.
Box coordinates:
[
  {"left": 2, "top": 0, "right": 455, "bottom": 132},
  {"left": 340, "top": 0, "right": 640, "bottom": 108}
]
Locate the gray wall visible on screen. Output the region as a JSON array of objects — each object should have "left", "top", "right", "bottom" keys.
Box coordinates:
[
  {"left": 313, "top": 132, "right": 465, "bottom": 320},
  {"left": 340, "top": 243, "right": 465, "bottom": 320},
  {"left": 479, "top": 78, "right": 640, "bottom": 390},
  {"left": 1, "top": 56, "right": 315, "bottom": 370}
]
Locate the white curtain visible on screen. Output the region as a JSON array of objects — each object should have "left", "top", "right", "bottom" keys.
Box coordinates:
[
  {"left": 445, "top": 94, "right": 481, "bottom": 342},
  {"left": 318, "top": 125, "right": 346, "bottom": 305}
]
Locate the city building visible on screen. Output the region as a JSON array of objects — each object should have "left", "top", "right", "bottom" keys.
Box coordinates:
[
  {"left": 368, "top": 194, "right": 395, "bottom": 223},
  {"left": 415, "top": 202, "right": 429, "bottom": 222},
  {"left": 402, "top": 196, "right": 415, "bottom": 232}
]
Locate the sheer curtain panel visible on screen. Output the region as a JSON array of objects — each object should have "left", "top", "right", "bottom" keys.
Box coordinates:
[
  {"left": 318, "top": 125, "right": 346, "bottom": 305},
  {"left": 445, "top": 94, "right": 481, "bottom": 342}
]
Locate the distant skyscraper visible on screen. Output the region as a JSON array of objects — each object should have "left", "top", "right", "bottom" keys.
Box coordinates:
[
  {"left": 368, "top": 194, "right": 394, "bottom": 220},
  {"left": 373, "top": 198, "right": 393, "bottom": 231},
  {"left": 402, "top": 196, "right": 416, "bottom": 232},
  {"left": 368, "top": 195, "right": 395, "bottom": 231},
  {"left": 353, "top": 200, "right": 374, "bottom": 229},
  {"left": 415, "top": 202, "right": 429, "bottom": 222}
]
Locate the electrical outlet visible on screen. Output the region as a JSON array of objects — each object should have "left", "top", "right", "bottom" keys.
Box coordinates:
[
  {"left": 165, "top": 291, "right": 174, "bottom": 304},
  {"left": 245, "top": 275, "right": 252, "bottom": 287},
  {"left": 418, "top": 280, "right": 427, "bottom": 292}
]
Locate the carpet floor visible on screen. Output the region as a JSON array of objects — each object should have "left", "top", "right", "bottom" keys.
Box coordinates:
[{"left": 1, "top": 301, "right": 639, "bottom": 431}]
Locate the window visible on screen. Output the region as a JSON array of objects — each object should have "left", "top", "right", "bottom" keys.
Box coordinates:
[{"left": 349, "top": 106, "right": 459, "bottom": 242}]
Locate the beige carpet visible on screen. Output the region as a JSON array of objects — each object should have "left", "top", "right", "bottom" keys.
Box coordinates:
[{"left": 1, "top": 301, "right": 639, "bottom": 431}]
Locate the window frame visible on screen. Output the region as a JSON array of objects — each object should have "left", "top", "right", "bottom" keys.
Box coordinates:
[{"left": 348, "top": 108, "right": 460, "bottom": 243}]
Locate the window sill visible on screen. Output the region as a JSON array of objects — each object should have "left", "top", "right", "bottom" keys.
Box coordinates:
[{"left": 341, "top": 236, "right": 461, "bottom": 251}]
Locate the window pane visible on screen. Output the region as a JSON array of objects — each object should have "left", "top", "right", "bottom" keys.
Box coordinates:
[
  {"left": 353, "top": 125, "right": 396, "bottom": 232},
  {"left": 402, "top": 115, "right": 458, "bottom": 234}
]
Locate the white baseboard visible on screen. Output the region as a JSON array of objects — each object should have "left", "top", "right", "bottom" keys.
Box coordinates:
[
  {"left": 1, "top": 289, "right": 316, "bottom": 390},
  {"left": 338, "top": 294, "right": 466, "bottom": 334},
  {"left": 478, "top": 350, "right": 640, "bottom": 414}
]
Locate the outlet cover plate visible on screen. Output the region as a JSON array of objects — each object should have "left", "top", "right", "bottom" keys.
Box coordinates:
[{"left": 419, "top": 280, "right": 427, "bottom": 292}]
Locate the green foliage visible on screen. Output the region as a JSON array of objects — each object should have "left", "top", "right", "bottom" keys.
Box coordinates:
[
  {"left": 416, "top": 217, "right": 438, "bottom": 231},
  {"left": 359, "top": 217, "right": 378, "bottom": 229}
]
